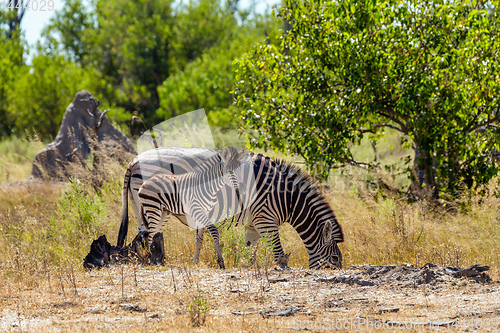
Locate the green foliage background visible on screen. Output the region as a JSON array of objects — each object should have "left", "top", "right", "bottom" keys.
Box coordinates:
[
  {"left": 1, "top": 0, "right": 500, "bottom": 199},
  {"left": 0, "top": 0, "right": 278, "bottom": 138},
  {"left": 235, "top": 0, "right": 500, "bottom": 199}
]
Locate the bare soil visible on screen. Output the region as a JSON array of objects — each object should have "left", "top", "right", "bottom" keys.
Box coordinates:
[{"left": 1, "top": 264, "right": 499, "bottom": 332}]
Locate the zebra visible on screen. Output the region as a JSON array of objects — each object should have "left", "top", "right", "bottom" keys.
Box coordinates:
[
  {"left": 136, "top": 147, "right": 247, "bottom": 269},
  {"left": 117, "top": 147, "right": 344, "bottom": 269}
]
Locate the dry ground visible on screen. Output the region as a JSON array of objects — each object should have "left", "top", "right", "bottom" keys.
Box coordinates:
[{"left": 1, "top": 264, "right": 499, "bottom": 332}]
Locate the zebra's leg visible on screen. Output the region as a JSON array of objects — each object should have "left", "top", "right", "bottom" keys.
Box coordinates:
[
  {"left": 143, "top": 207, "right": 170, "bottom": 245},
  {"left": 193, "top": 227, "right": 206, "bottom": 265},
  {"left": 254, "top": 221, "right": 287, "bottom": 265},
  {"left": 205, "top": 223, "right": 225, "bottom": 269},
  {"left": 190, "top": 201, "right": 226, "bottom": 269}
]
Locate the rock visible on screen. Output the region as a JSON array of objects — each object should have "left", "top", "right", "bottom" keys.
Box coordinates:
[
  {"left": 150, "top": 232, "right": 166, "bottom": 265},
  {"left": 316, "top": 275, "right": 375, "bottom": 286},
  {"left": 377, "top": 308, "right": 399, "bottom": 314},
  {"left": 119, "top": 304, "right": 147, "bottom": 312},
  {"left": 322, "top": 263, "right": 494, "bottom": 287},
  {"left": 31, "top": 90, "right": 136, "bottom": 180}
]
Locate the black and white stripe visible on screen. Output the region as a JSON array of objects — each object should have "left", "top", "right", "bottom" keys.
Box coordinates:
[
  {"left": 117, "top": 148, "right": 344, "bottom": 269},
  {"left": 135, "top": 147, "right": 246, "bottom": 269}
]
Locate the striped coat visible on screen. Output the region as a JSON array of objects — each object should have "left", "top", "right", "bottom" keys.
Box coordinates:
[
  {"left": 136, "top": 147, "right": 246, "bottom": 268},
  {"left": 118, "top": 147, "right": 344, "bottom": 269}
]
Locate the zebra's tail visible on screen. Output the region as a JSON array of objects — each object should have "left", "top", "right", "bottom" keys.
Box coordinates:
[{"left": 117, "top": 166, "right": 132, "bottom": 247}]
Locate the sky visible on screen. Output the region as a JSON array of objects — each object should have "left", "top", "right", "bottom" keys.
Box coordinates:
[
  {"left": 20, "top": 0, "right": 65, "bottom": 48},
  {"left": 20, "top": 0, "right": 281, "bottom": 50}
]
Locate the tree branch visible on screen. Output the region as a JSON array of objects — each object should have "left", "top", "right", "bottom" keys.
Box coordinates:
[
  {"left": 345, "top": 159, "right": 378, "bottom": 171},
  {"left": 357, "top": 123, "right": 404, "bottom": 134},
  {"left": 464, "top": 109, "right": 481, "bottom": 133},
  {"left": 373, "top": 101, "right": 409, "bottom": 134},
  {"left": 468, "top": 109, "right": 500, "bottom": 133}
]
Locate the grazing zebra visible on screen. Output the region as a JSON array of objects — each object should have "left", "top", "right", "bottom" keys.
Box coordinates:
[
  {"left": 117, "top": 147, "right": 241, "bottom": 246},
  {"left": 136, "top": 147, "right": 247, "bottom": 269},
  {"left": 239, "top": 155, "right": 344, "bottom": 269},
  {"left": 117, "top": 148, "right": 344, "bottom": 269}
]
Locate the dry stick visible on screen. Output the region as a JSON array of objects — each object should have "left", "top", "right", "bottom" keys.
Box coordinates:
[
  {"left": 17, "top": 301, "right": 22, "bottom": 333},
  {"left": 44, "top": 258, "right": 52, "bottom": 294},
  {"left": 58, "top": 274, "right": 66, "bottom": 298},
  {"left": 70, "top": 266, "right": 78, "bottom": 296},
  {"left": 167, "top": 255, "right": 177, "bottom": 293},
  {"left": 264, "top": 249, "right": 271, "bottom": 288},
  {"left": 134, "top": 265, "right": 138, "bottom": 287},
  {"left": 121, "top": 265, "right": 125, "bottom": 299},
  {"left": 182, "top": 261, "right": 193, "bottom": 288}
]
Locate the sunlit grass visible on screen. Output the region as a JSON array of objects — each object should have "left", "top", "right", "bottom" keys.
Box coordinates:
[
  {"left": 0, "top": 134, "right": 498, "bottom": 285},
  {"left": 0, "top": 135, "right": 45, "bottom": 184}
]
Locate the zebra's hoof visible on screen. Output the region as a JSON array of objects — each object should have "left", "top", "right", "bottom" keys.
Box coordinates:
[
  {"left": 276, "top": 253, "right": 291, "bottom": 267},
  {"left": 150, "top": 232, "right": 165, "bottom": 265}
]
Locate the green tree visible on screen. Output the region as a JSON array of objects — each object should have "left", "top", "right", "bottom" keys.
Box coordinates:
[
  {"left": 44, "top": 0, "right": 173, "bottom": 127},
  {"left": 42, "top": 0, "right": 262, "bottom": 133},
  {"left": 0, "top": 0, "right": 28, "bottom": 39},
  {"left": 85, "top": 0, "right": 173, "bottom": 123},
  {"left": 43, "top": 0, "right": 93, "bottom": 62},
  {"left": 0, "top": 30, "right": 24, "bottom": 137},
  {"left": 169, "top": 0, "right": 239, "bottom": 71},
  {"left": 1, "top": 2, "right": 27, "bottom": 137},
  {"left": 235, "top": 0, "right": 500, "bottom": 199},
  {"left": 158, "top": 14, "right": 279, "bottom": 128},
  {"left": 5, "top": 52, "right": 98, "bottom": 138}
]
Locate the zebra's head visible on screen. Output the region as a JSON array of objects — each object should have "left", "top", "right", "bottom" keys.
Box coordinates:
[
  {"left": 311, "top": 219, "right": 343, "bottom": 269},
  {"left": 220, "top": 147, "right": 248, "bottom": 190}
]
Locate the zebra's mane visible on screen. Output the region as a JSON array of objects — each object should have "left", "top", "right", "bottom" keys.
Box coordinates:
[
  {"left": 273, "top": 159, "right": 321, "bottom": 194},
  {"left": 272, "top": 158, "right": 344, "bottom": 242}
]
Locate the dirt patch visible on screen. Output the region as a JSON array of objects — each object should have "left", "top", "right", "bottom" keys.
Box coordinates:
[
  {"left": 1, "top": 263, "right": 499, "bottom": 332},
  {"left": 319, "top": 263, "right": 492, "bottom": 287}
]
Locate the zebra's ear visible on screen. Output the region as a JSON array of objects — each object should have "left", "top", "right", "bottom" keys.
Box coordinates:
[
  {"left": 237, "top": 148, "right": 248, "bottom": 162},
  {"left": 221, "top": 147, "right": 236, "bottom": 163},
  {"left": 323, "top": 220, "right": 333, "bottom": 241}
]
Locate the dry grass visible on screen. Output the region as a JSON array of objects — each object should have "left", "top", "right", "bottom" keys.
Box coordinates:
[
  {"left": 0, "top": 136, "right": 499, "bottom": 331},
  {"left": 0, "top": 136, "right": 44, "bottom": 183},
  {"left": 332, "top": 189, "right": 500, "bottom": 279},
  {"left": 0, "top": 136, "right": 499, "bottom": 277}
]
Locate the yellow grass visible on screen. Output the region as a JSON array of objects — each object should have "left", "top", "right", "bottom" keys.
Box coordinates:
[
  {"left": 0, "top": 136, "right": 499, "bottom": 277},
  {"left": 0, "top": 136, "right": 499, "bottom": 331},
  {"left": 0, "top": 136, "right": 45, "bottom": 183}
]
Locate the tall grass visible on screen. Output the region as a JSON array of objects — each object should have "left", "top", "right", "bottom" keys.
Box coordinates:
[
  {"left": 0, "top": 135, "right": 499, "bottom": 285},
  {"left": 0, "top": 135, "right": 45, "bottom": 184}
]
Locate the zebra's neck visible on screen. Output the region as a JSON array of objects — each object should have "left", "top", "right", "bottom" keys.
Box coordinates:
[
  {"left": 283, "top": 176, "right": 332, "bottom": 251},
  {"left": 253, "top": 155, "right": 339, "bottom": 252},
  {"left": 184, "top": 154, "right": 225, "bottom": 197}
]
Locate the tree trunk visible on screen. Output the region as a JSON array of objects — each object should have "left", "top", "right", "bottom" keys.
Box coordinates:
[{"left": 410, "top": 143, "right": 438, "bottom": 200}]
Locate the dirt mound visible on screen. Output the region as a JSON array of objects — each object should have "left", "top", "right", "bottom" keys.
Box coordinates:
[
  {"left": 31, "top": 90, "right": 136, "bottom": 180},
  {"left": 316, "top": 263, "right": 492, "bottom": 288}
]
